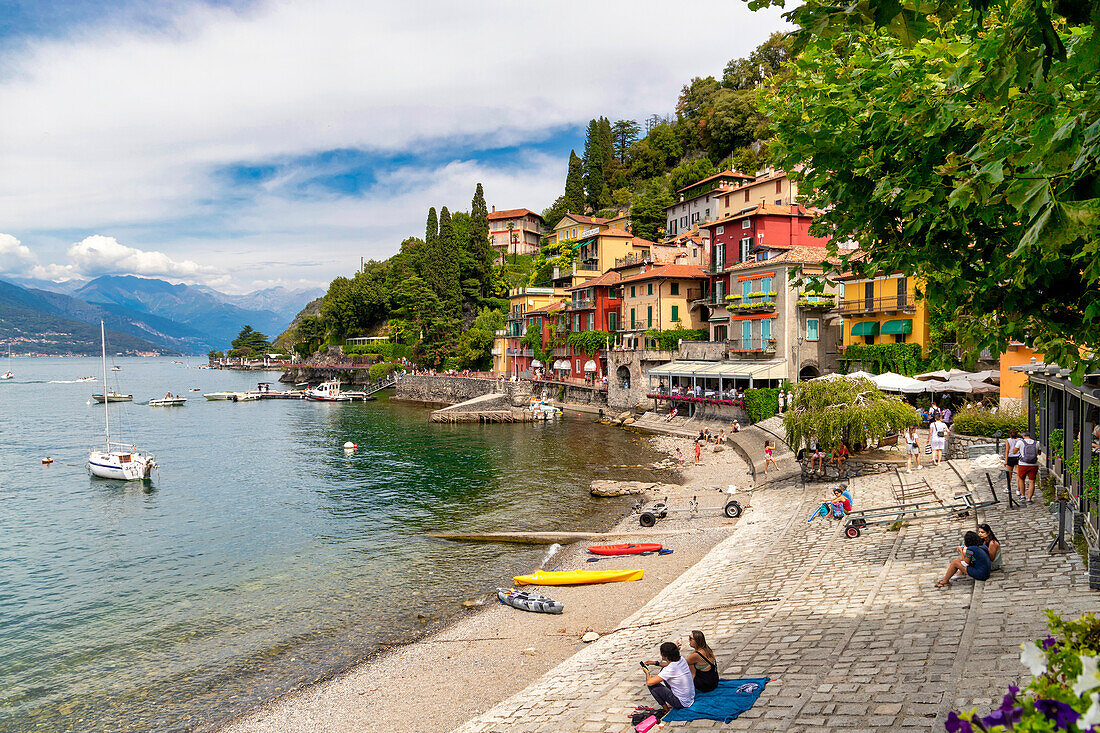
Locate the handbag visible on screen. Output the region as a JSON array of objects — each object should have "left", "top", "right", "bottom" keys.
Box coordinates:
[{"left": 925, "top": 445, "right": 933, "bottom": 454}]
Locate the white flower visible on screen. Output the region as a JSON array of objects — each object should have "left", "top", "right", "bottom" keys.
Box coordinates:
[
  {"left": 1074, "top": 655, "right": 1100, "bottom": 697},
  {"left": 1021, "top": 641, "right": 1048, "bottom": 676},
  {"left": 1081, "top": 692, "right": 1100, "bottom": 729}
]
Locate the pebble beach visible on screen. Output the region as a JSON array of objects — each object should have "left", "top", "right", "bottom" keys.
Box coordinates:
[{"left": 220, "top": 428, "right": 753, "bottom": 733}]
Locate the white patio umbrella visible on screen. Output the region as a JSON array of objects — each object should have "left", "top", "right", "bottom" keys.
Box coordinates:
[
  {"left": 930, "top": 378, "right": 976, "bottom": 393},
  {"left": 915, "top": 368, "right": 970, "bottom": 381},
  {"left": 531, "top": 359, "right": 543, "bottom": 368},
  {"left": 583, "top": 360, "right": 598, "bottom": 372},
  {"left": 872, "top": 371, "right": 927, "bottom": 393}
]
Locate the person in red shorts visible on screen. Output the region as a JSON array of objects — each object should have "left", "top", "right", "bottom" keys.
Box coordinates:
[{"left": 1016, "top": 431, "right": 1042, "bottom": 503}]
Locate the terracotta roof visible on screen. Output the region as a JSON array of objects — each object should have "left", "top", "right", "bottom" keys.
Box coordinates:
[
  {"left": 488, "top": 208, "right": 541, "bottom": 221},
  {"left": 524, "top": 300, "right": 569, "bottom": 316},
  {"left": 704, "top": 203, "right": 818, "bottom": 229},
  {"left": 676, "top": 169, "right": 754, "bottom": 194},
  {"left": 566, "top": 270, "right": 621, "bottom": 291},
  {"left": 558, "top": 213, "right": 611, "bottom": 227},
  {"left": 618, "top": 264, "right": 709, "bottom": 285},
  {"left": 722, "top": 246, "right": 839, "bottom": 274}
]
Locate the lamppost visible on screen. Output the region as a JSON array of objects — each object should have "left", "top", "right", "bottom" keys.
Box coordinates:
[{"left": 796, "top": 333, "right": 804, "bottom": 383}]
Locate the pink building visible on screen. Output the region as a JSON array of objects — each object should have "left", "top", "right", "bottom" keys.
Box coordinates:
[{"left": 488, "top": 208, "right": 544, "bottom": 260}]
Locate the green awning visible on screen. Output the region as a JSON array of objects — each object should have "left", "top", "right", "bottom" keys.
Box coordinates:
[
  {"left": 851, "top": 321, "right": 880, "bottom": 336},
  {"left": 708, "top": 316, "right": 730, "bottom": 323},
  {"left": 881, "top": 319, "right": 913, "bottom": 335}
]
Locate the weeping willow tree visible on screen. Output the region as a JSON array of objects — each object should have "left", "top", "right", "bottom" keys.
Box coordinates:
[{"left": 783, "top": 377, "right": 917, "bottom": 451}]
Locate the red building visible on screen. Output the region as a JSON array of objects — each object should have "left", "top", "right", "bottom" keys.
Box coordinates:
[
  {"left": 702, "top": 203, "right": 828, "bottom": 303},
  {"left": 561, "top": 271, "right": 621, "bottom": 380},
  {"left": 516, "top": 300, "right": 567, "bottom": 376}
]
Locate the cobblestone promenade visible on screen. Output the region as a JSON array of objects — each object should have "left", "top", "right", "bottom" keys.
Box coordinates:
[{"left": 453, "top": 460, "right": 1093, "bottom": 732}]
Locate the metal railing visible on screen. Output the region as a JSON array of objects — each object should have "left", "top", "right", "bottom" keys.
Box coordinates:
[
  {"left": 727, "top": 338, "right": 777, "bottom": 352},
  {"left": 837, "top": 296, "right": 915, "bottom": 315},
  {"left": 569, "top": 298, "right": 595, "bottom": 310}
]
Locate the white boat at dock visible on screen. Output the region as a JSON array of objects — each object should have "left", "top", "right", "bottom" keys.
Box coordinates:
[
  {"left": 306, "top": 379, "right": 351, "bottom": 402},
  {"left": 203, "top": 391, "right": 238, "bottom": 400},
  {"left": 93, "top": 392, "right": 133, "bottom": 403},
  {"left": 529, "top": 398, "right": 562, "bottom": 418},
  {"left": 87, "top": 321, "right": 156, "bottom": 481}
]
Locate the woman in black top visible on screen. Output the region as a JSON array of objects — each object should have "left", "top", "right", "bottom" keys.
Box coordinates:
[{"left": 685, "top": 630, "right": 719, "bottom": 693}]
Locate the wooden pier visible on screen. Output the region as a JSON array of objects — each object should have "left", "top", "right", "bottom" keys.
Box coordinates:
[{"left": 429, "top": 409, "right": 546, "bottom": 423}]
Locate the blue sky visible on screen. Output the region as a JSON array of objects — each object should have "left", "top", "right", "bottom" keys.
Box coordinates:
[{"left": 0, "top": 0, "right": 785, "bottom": 293}]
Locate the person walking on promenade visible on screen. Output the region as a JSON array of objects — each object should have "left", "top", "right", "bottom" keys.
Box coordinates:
[
  {"left": 786, "top": 390, "right": 794, "bottom": 412},
  {"left": 1004, "top": 429, "right": 1022, "bottom": 497},
  {"left": 1017, "top": 431, "right": 1042, "bottom": 503},
  {"left": 763, "top": 440, "right": 779, "bottom": 475},
  {"left": 928, "top": 413, "right": 949, "bottom": 465},
  {"left": 640, "top": 642, "right": 695, "bottom": 715},
  {"left": 905, "top": 425, "right": 923, "bottom": 472},
  {"left": 693, "top": 440, "right": 702, "bottom": 465}
]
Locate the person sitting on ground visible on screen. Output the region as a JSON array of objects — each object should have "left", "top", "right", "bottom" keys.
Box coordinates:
[
  {"left": 905, "top": 425, "right": 923, "bottom": 473},
  {"left": 829, "top": 486, "right": 852, "bottom": 516},
  {"left": 716, "top": 429, "right": 726, "bottom": 445},
  {"left": 641, "top": 642, "right": 696, "bottom": 715},
  {"left": 810, "top": 440, "right": 827, "bottom": 472},
  {"left": 935, "top": 530, "right": 991, "bottom": 587},
  {"left": 684, "top": 630, "right": 719, "bottom": 693},
  {"left": 831, "top": 442, "right": 850, "bottom": 473},
  {"left": 664, "top": 406, "right": 678, "bottom": 423},
  {"left": 698, "top": 430, "right": 706, "bottom": 443},
  {"left": 731, "top": 419, "right": 741, "bottom": 433},
  {"left": 763, "top": 440, "right": 779, "bottom": 475},
  {"left": 978, "top": 523, "right": 1002, "bottom": 571}
]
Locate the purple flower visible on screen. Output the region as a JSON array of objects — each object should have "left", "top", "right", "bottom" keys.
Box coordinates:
[
  {"left": 945, "top": 711, "right": 973, "bottom": 733},
  {"left": 981, "top": 705, "right": 1024, "bottom": 728},
  {"left": 1042, "top": 636, "right": 1059, "bottom": 650},
  {"left": 1034, "top": 698, "right": 1081, "bottom": 729}
]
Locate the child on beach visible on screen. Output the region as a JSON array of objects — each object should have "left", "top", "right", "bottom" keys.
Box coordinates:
[
  {"left": 763, "top": 441, "right": 779, "bottom": 475},
  {"left": 676, "top": 448, "right": 684, "bottom": 466},
  {"left": 693, "top": 440, "right": 702, "bottom": 465}
]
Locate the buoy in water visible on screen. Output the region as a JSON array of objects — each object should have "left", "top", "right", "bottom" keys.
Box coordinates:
[
  {"left": 42, "top": 457, "right": 53, "bottom": 465},
  {"left": 343, "top": 441, "right": 357, "bottom": 449}
]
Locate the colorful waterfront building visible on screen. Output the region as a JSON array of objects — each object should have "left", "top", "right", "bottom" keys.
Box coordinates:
[
  {"left": 712, "top": 167, "right": 803, "bottom": 219},
  {"left": 488, "top": 207, "right": 544, "bottom": 260},
  {"left": 502, "top": 286, "right": 566, "bottom": 377},
  {"left": 560, "top": 270, "right": 622, "bottom": 379},
  {"left": 516, "top": 300, "right": 568, "bottom": 376},
  {"left": 664, "top": 170, "right": 754, "bottom": 239},
  {"left": 617, "top": 264, "right": 709, "bottom": 348},
  {"left": 999, "top": 342, "right": 1044, "bottom": 407},
  {"left": 548, "top": 213, "right": 613, "bottom": 247},
  {"left": 836, "top": 272, "right": 930, "bottom": 351}
]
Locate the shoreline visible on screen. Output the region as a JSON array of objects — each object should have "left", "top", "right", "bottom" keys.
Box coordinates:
[{"left": 219, "top": 428, "right": 752, "bottom": 733}]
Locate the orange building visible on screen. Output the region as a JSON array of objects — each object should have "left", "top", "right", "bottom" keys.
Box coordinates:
[{"left": 999, "top": 343, "right": 1044, "bottom": 407}]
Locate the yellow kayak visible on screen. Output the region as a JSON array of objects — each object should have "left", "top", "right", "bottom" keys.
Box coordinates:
[{"left": 513, "top": 568, "right": 644, "bottom": 586}]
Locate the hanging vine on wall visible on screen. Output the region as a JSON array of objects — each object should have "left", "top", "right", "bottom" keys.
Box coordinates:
[
  {"left": 842, "top": 343, "right": 927, "bottom": 376},
  {"left": 567, "top": 330, "right": 613, "bottom": 355}
]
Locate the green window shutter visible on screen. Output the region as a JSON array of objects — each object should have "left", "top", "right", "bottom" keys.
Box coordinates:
[
  {"left": 647, "top": 283, "right": 653, "bottom": 296},
  {"left": 647, "top": 306, "right": 653, "bottom": 327},
  {"left": 631, "top": 285, "right": 636, "bottom": 298},
  {"left": 671, "top": 282, "right": 679, "bottom": 295},
  {"left": 671, "top": 305, "right": 679, "bottom": 321},
  {"left": 807, "top": 318, "right": 819, "bottom": 341},
  {"left": 630, "top": 308, "right": 636, "bottom": 328},
  {"left": 762, "top": 318, "right": 772, "bottom": 340}
]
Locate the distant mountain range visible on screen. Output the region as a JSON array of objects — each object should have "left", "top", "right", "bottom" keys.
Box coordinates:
[{"left": 0, "top": 276, "right": 323, "bottom": 355}]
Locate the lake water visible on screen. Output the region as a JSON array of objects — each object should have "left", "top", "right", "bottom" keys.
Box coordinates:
[{"left": 0, "top": 357, "right": 665, "bottom": 731}]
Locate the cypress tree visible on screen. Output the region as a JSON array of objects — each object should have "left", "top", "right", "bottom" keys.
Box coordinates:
[
  {"left": 564, "top": 150, "right": 584, "bottom": 215},
  {"left": 425, "top": 207, "right": 438, "bottom": 245},
  {"left": 469, "top": 183, "right": 494, "bottom": 291},
  {"left": 583, "top": 119, "right": 605, "bottom": 212},
  {"left": 437, "top": 206, "right": 462, "bottom": 310}
]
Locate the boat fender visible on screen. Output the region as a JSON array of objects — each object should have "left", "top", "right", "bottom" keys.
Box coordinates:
[
  {"left": 343, "top": 441, "right": 357, "bottom": 449},
  {"left": 42, "top": 457, "right": 53, "bottom": 465}
]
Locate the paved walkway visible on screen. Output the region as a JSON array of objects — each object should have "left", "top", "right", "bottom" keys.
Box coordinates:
[{"left": 453, "top": 461, "right": 1093, "bottom": 732}]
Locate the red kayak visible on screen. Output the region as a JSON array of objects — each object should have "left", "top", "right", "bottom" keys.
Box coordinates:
[{"left": 587, "top": 543, "right": 663, "bottom": 556}]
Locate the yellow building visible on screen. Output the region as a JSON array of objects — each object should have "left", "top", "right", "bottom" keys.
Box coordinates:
[
  {"left": 499, "top": 286, "right": 568, "bottom": 375},
  {"left": 548, "top": 213, "right": 612, "bottom": 247},
  {"left": 837, "top": 273, "right": 931, "bottom": 350},
  {"left": 575, "top": 229, "right": 656, "bottom": 274},
  {"left": 617, "top": 264, "right": 709, "bottom": 347}
]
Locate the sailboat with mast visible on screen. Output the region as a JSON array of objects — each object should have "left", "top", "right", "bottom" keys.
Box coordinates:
[{"left": 87, "top": 322, "right": 156, "bottom": 480}]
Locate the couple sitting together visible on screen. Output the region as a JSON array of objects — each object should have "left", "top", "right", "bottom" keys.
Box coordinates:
[{"left": 638, "top": 631, "right": 718, "bottom": 717}]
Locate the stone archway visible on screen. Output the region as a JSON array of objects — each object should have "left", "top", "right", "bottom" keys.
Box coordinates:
[
  {"left": 799, "top": 364, "right": 821, "bottom": 380},
  {"left": 616, "top": 365, "right": 632, "bottom": 388}
]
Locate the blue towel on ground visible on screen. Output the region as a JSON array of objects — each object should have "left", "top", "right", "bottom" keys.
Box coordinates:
[{"left": 662, "top": 677, "right": 770, "bottom": 723}]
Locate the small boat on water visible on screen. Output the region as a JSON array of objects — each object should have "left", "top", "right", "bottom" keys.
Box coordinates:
[
  {"left": 497, "top": 588, "right": 564, "bottom": 614},
  {"left": 111, "top": 366, "right": 121, "bottom": 371},
  {"left": 92, "top": 392, "right": 133, "bottom": 403},
  {"left": 529, "top": 398, "right": 561, "bottom": 418},
  {"left": 77, "top": 376, "right": 97, "bottom": 382},
  {"left": 87, "top": 321, "right": 156, "bottom": 481},
  {"left": 203, "top": 392, "right": 237, "bottom": 400},
  {"left": 230, "top": 392, "right": 260, "bottom": 402},
  {"left": 1, "top": 342, "right": 13, "bottom": 379},
  {"left": 587, "top": 543, "right": 663, "bottom": 556},
  {"left": 306, "top": 379, "right": 351, "bottom": 402},
  {"left": 149, "top": 395, "right": 187, "bottom": 406},
  {"left": 512, "top": 568, "right": 644, "bottom": 586}
]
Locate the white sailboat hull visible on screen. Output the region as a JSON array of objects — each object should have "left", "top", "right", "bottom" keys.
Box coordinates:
[{"left": 87, "top": 450, "right": 155, "bottom": 480}]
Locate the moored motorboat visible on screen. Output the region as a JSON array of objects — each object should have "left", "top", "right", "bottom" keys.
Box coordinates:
[
  {"left": 92, "top": 392, "right": 133, "bottom": 403},
  {"left": 306, "top": 379, "right": 350, "bottom": 402},
  {"left": 230, "top": 392, "right": 260, "bottom": 402},
  {"left": 149, "top": 396, "right": 187, "bottom": 406},
  {"left": 496, "top": 588, "right": 564, "bottom": 614},
  {"left": 203, "top": 391, "right": 237, "bottom": 400},
  {"left": 586, "top": 543, "right": 663, "bottom": 556},
  {"left": 512, "top": 568, "right": 644, "bottom": 586}
]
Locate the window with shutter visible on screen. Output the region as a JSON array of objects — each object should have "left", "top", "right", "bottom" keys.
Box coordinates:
[{"left": 807, "top": 318, "right": 819, "bottom": 341}]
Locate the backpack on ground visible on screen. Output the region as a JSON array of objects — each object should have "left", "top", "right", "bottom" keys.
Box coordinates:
[{"left": 1022, "top": 439, "right": 1039, "bottom": 463}]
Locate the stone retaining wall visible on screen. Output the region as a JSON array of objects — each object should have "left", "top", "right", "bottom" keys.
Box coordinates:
[
  {"left": 946, "top": 432, "right": 1000, "bottom": 460},
  {"left": 799, "top": 457, "right": 899, "bottom": 481},
  {"left": 392, "top": 375, "right": 608, "bottom": 410}
]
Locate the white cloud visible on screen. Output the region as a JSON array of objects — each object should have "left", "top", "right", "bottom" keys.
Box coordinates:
[
  {"left": 65, "top": 235, "right": 218, "bottom": 279},
  {"left": 0, "top": 0, "right": 787, "bottom": 289},
  {"left": 0, "top": 233, "right": 38, "bottom": 275}
]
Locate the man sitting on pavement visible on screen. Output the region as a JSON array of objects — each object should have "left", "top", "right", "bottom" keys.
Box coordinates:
[{"left": 640, "top": 642, "right": 696, "bottom": 717}]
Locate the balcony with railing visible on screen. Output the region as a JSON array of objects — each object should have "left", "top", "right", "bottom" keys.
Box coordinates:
[
  {"left": 723, "top": 294, "right": 777, "bottom": 314},
  {"left": 568, "top": 297, "right": 595, "bottom": 310},
  {"left": 506, "top": 348, "right": 534, "bottom": 357},
  {"left": 728, "top": 338, "right": 777, "bottom": 353},
  {"left": 837, "top": 296, "right": 916, "bottom": 315},
  {"left": 614, "top": 253, "right": 650, "bottom": 269},
  {"left": 797, "top": 294, "right": 836, "bottom": 310}
]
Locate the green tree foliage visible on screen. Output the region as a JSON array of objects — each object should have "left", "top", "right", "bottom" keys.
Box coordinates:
[
  {"left": 468, "top": 183, "right": 494, "bottom": 293},
  {"left": 644, "top": 327, "right": 708, "bottom": 349},
  {"left": 454, "top": 307, "right": 506, "bottom": 370},
  {"left": 842, "top": 343, "right": 927, "bottom": 376},
  {"left": 542, "top": 195, "right": 570, "bottom": 233},
  {"left": 757, "top": 0, "right": 1100, "bottom": 374},
  {"left": 425, "top": 207, "right": 438, "bottom": 246},
  {"left": 632, "top": 181, "right": 674, "bottom": 241},
  {"left": 564, "top": 150, "right": 585, "bottom": 214},
  {"left": 645, "top": 123, "right": 682, "bottom": 169},
  {"left": 435, "top": 206, "right": 462, "bottom": 309},
  {"left": 611, "top": 119, "right": 640, "bottom": 164},
  {"left": 230, "top": 325, "right": 270, "bottom": 355},
  {"left": 722, "top": 32, "right": 790, "bottom": 90},
  {"left": 950, "top": 404, "right": 1027, "bottom": 437},
  {"left": 294, "top": 314, "right": 326, "bottom": 354},
  {"left": 782, "top": 377, "right": 918, "bottom": 450},
  {"left": 583, "top": 119, "right": 607, "bottom": 211},
  {"left": 669, "top": 158, "right": 718, "bottom": 195},
  {"left": 529, "top": 241, "right": 578, "bottom": 286},
  {"left": 567, "top": 330, "right": 613, "bottom": 355},
  {"left": 743, "top": 388, "right": 781, "bottom": 423}
]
